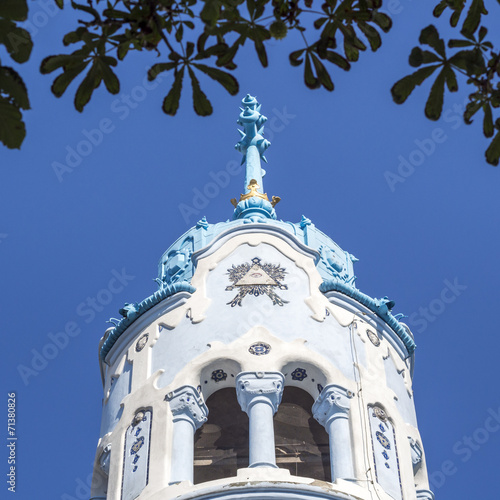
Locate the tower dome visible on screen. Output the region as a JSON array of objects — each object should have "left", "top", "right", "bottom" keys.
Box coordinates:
[{"left": 91, "top": 96, "right": 433, "bottom": 500}]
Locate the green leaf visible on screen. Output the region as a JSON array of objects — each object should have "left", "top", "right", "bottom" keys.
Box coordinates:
[
  {"left": 391, "top": 65, "right": 440, "bottom": 104},
  {"left": 51, "top": 62, "right": 89, "bottom": 97},
  {"left": 449, "top": 49, "right": 485, "bottom": 75},
  {"left": 175, "top": 23, "right": 184, "bottom": 43},
  {"left": 0, "top": 96, "right": 25, "bottom": 149},
  {"left": 289, "top": 49, "right": 305, "bottom": 67},
  {"left": 324, "top": 51, "right": 350, "bottom": 71},
  {"left": 101, "top": 56, "right": 118, "bottom": 68},
  {"left": 200, "top": 0, "right": 221, "bottom": 28},
  {"left": 450, "top": 8, "right": 463, "bottom": 28},
  {"left": 40, "top": 54, "right": 83, "bottom": 74},
  {"left": 162, "top": 66, "right": 184, "bottom": 116},
  {"left": 304, "top": 53, "right": 320, "bottom": 90},
  {"left": 425, "top": 68, "right": 446, "bottom": 120},
  {"left": 254, "top": 40, "right": 268, "bottom": 67},
  {"left": 485, "top": 129, "right": 500, "bottom": 165},
  {"left": 40, "top": 55, "right": 65, "bottom": 74},
  {"left": 409, "top": 47, "right": 441, "bottom": 67},
  {"left": 419, "top": 25, "right": 445, "bottom": 58},
  {"left": 215, "top": 42, "right": 240, "bottom": 68},
  {"left": 483, "top": 103, "right": 494, "bottom": 137},
  {"left": 63, "top": 28, "right": 87, "bottom": 46},
  {"left": 102, "top": 8, "right": 131, "bottom": 20},
  {"left": 0, "top": 0, "right": 28, "bottom": 21},
  {"left": 254, "top": 0, "right": 266, "bottom": 19},
  {"left": 372, "top": 12, "right": 392, "bottom": 33},
  {"left": 0, "top": 66, "right": 30, "bottom": 109},
  {"left": 358, "top": 21, "right": 381, "bottom": 51},
  {"left": 246, "top": 0, "right": 255, "bottom": 19},
  {"left": 70, "top": 1, "right": 101, "bottom": 23},
  {"left": 0, "top": 20, "right": 33, "bottom": 63},
  {"left": 478, "top": 26, "right": 488, "bottom": 42},
  {"left": 314, "top": 18, "right": 328, "bottom": 30},
  {"left": 311, "top": 53, "right": 333, "bottom": 91},
  {"left": 344, "top": 40, "right": 359, "bottom": 62},
  {"left": 97, "top": 59, "right": 120, "bottom": 94},
  {"left": 461, "top": 0, "right": 487, "bottom": 38},
  {"left": 443, "top": 65, "right": 458, "bottom": 92},
  {"left": 55, "top": 0, "right": 64, "bottom": 8},
  {"left": 188, "top": 67, "right": 213, "bottom": 116},
  {"left": 195, "top": 39, "right": 228, "bottom": 60},
  {"left": 186, "top": 42, "right": 195, "bottom": 59},
  {"left": 320, "top": 20, "right": 337, "bottom": 40},
  {"left": 74, "top": 61, "right": 102, "bottom": 112},
  {"left": 464, "top": 100, "right": 482, "bottom": 124},
  {"left": 192, "top": 63, "right": 239, "bottom": 95},
  {"left": 448, "top": 38, "right": 474, "bottom": 48},
  {"left": 148, "top": 62, "right": 177, "bottom": 81},
  {"left": 491, "top": 91, "right": 500, "bottom": 109},
  {"left": 117, "top": 42, "right": 131, "bottom": 61},
  {"left": 433, "top": 0, "right": 447, "bottom": 18}
]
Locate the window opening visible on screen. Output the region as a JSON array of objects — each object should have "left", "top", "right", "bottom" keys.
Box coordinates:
[
  {"left": 193, "top": 388, "right": 249, "bottom": 484},
  {"left": 274, "top": 386, "right": 331, "bottom": 481}
]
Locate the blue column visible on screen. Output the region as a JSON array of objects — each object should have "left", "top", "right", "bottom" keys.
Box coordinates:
[
  {"left": 313, "top": 384, "right": 354, "bottom": 482},
  {"left": 236, "top": 372, "right": 284, "bottom": 468},
  {"left": 166, "top": 386, "right": 208, "bottom": 484}
]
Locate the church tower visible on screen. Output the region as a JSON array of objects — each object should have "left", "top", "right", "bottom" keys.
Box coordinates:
[{"left": 90, "top": 95, "right": 434, "bottom": 500}]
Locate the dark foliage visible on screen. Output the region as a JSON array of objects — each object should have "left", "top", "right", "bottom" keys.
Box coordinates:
[{"left": 1, "top": 0, "right": 499, "bottom": 165}]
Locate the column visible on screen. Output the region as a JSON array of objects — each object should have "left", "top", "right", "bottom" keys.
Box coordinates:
[
  {"left": 312, "top": 384, "right": 354, "bottom": 481},
  {"left": 165, "top": 386, "right": 208, "bottom": 484},
  {"left": 236, "top": 372, "right": 284, "bottom": 468}
]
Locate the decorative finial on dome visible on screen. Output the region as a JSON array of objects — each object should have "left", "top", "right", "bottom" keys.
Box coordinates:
[{"left": 230, "top": 95, "right": 280, "bottom": 221}]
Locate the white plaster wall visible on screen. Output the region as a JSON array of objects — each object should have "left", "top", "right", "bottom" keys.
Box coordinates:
[
  {"left": 153, "top": 241, "right": 356, "bottom": 389},
  {"left": 384, "top": 354, "right": 418, "bottom": 428},
  {"left": 100, "top": 360, "right": 131, "bottom": 437}
]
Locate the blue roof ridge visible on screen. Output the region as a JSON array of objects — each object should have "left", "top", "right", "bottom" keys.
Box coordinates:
[
  {"left": 319, "top": 278, "right": 416, "bottom": 355},
  {"left": 100, "top": 281, "right": 196, "bottom": 361}
]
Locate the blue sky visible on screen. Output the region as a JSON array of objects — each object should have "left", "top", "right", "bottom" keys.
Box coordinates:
[{"left": 1, "top": 1, "right": 499, "bottom": 499}]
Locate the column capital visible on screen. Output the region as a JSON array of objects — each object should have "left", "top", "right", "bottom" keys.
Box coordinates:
[
  {"left": 312, "top": 384, "right": 354, "bottom": 427},
  {"left": 165, "top": 385, "right": 208, "bottom": 431},
  {"left": 98, "top": 444, "right": 111, "bottom": 476},
  {"left": 236, "top": 371, "right": 285, "bottom": 414},
  {"left": 408, "top": 436, "right": 423, "bottom": 472},
  {"left": 416, "top": 489, "right": 435, "bottom": 500}
]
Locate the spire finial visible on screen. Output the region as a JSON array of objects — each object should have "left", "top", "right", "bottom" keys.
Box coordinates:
[
  {"left": 230, "top": 95, "right": 280, "bottom": 220},
  {"left": 235, "top": 94, "right": 271, "bottom": 194}
]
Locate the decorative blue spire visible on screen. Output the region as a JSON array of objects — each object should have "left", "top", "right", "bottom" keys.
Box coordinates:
[
  {"left": 235, "top": 94, "right": 271, "bottom": 194},
  {"left": 231, "top": 95, "right": 280, "bottom": 221}
]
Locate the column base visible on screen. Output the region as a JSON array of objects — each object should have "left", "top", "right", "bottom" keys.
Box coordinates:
[{"left": 248, "top": 461, "right": 279, "bottom": 468}]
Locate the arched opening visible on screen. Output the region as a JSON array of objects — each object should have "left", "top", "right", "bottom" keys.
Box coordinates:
[
  {"left": 193, "top": 388, "right": 249, "bottom": 484},
  {"left": 274, "top": 386, "right": 331, "bottom": 481}
]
